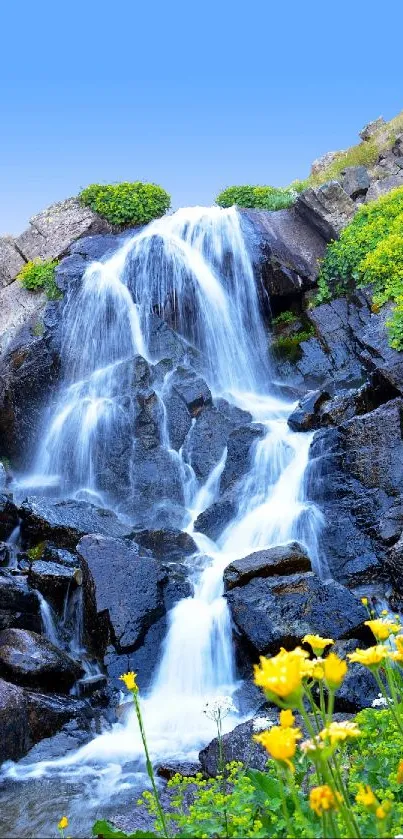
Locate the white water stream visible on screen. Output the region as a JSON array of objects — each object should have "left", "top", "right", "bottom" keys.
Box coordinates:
[{"left": 1, "top": 207, "right": 325, "bottom": 831}]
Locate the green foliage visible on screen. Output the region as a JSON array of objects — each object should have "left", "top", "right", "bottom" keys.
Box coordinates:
[
  {"left": 92, "top": 820, "right": 156, "bottom": 838},
  {"left": 271, "top": 310, "right": 297, "bottom": 326},
  {"left": 216, "top": 185, "right": 296, "bottom": 211},
  {"left": 17, "top": 259, "right": 61, "bottom": 300},
  {"left": 32, "top": 321, "right": 44, "bottom": 337},
  {"left": 271, "top": 328, "right": 314, "bottom": 360},
  {"left": 315, "top": 186, "right": 403, "bottom": 348},
  {"left": 79, "top": 182, "right": 171, "bottom": 227},
  {"left": 27, "top": 541, "right": 46, "bottom": 561}
]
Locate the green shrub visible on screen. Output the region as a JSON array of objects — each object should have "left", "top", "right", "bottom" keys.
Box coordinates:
[
  {"left": 271, "top": 310, "right": 297, "bottom": 326},
  {"left": 315, "top": 186, "right": 403, "bottom": 347},
  {"left": 79, "top": 182, "right": 171, "bottom": 227},
  {"left": 216, "top": 185, "right": 296, "bottom": 211},
  {"left": 17, "top": 259, "right": 61, "bottom": 300},
  {"left": 271, "top": 328, "right": 314, "bottom": 361}
]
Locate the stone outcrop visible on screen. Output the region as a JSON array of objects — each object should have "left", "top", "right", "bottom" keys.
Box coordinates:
[
  {"left": 0, "top": 628, "right": 82, "bottom": 691},
  {"left": 0, "top": 237, "right": 25, "bottom": 289},
  {"left": 19, "top": 497, "right": 131, "bottom": 550},
  {"left": 295, "top": 181, "right": 356, "bottom": 240},
  {"left": 15, "top": 198, "right": 111, "bottom": 263},
  {"left": 223, "top": 543, "right": 311, "bottom": 590}
]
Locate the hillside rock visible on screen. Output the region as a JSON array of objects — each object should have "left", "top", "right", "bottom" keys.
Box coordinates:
[
  {"left": 199, "top": 718, "right": 273, "bottom": 775},
  {"left": 19, "top": 497, "right": 130, "bottom": 550},
  {"left": 0, "top": 571, "right": 41, "bottom": 633},
  {"left": 15, "top": 198, "right": 111, "bottom": 263},
  {"left": 223, "top": 543, "right": 311, "bottom": 590},
  {"left": 0, "top": 628, "right": 82, "bottom": 691},
  {"left": 0, "top": 237, "right": 25, "bottom": 289},
  {"left": 365, "top": 173, "right": 403, "bottom": 202},
  {"left": 296, "top": 181, "right": 356, "bottom": 240},
  {"left": 341, "top": 166, "right": 370, "bottom": 200}
]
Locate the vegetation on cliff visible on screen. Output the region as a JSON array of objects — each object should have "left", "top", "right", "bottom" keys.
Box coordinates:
[
  {"left": 17, "top": 258, "right": 61, "bottom": 300},
  {"left": 316, "top": 186, "right": 403, "bottom": 348},
  {"left": 79, "top": 182, "right": 171, "bottom": 227},
  {"left": 216, "top": 185, "right": 296, "bottom": 211}
]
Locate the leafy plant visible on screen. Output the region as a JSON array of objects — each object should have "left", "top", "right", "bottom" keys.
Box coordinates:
[
  {"left": 271, "top": 328, "right": 314, "bottom": 361},
  {"left": 315, "top": 186, "right": 403, "bottom": 347},
  {"left": 216, "top": 185, "right": 296, "bottom": 211},
  {"left": 17, "top": 259, "right": 61, "bottom": 300},
  {"left": 271, "top": 310, "right": 297, "bottom": 326},
  {"left": 79, "top": 182, "right": 171, "bottom": 227}
]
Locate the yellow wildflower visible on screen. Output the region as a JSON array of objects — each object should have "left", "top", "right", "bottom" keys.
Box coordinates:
[
  {"left": 254, "top": 724, "right": 302, "bottom": 769},
  {"left": 309, "top": 785, "right": 340, "bottom": 816},
  {"left": 301, "top": 658, "right": 324, "bottom": 680},
  {"left": 361, "top": 597, "right": 368, "bottom": 606},
  {"left": 58, "top": 817, "right": 69, "bottom": 830},
  {"left": 348, "top": 645, "right": 389, "bottom": 669},
  {"left": 381, "top": 609, "right": 388, "bottom": 616},
  {"left": 396, "top": 635, "right": 403, "bottom": 654},
  {"left": 376, "top": 805, "right": 386, "bottom": 819},
  {"left": 303, "top": 634, "right": 334, "bottom": 656},
  {"left": 356, "top": 783, "right": 377, "bottom": 809},
  {"left": 323, "top": 652, "right": 347, "bottom": 690},
  {"left": 397, "top": 759, "right": 403, "bottom": 784},
  {"left": 365, "top": 619, "right": 400, "bottom": 641},
  {"left": 119, "top": 671, "right": 138, "bottom": 692},
  {"left": 320, "top": 720, "right": 361, "bottom": 745},
  {"left": 253, "top": 649, "right": 304, "bottom": 705},
  {"left": 389, "top": 650, "right": 403, "bottom": 663},
  {"left": 279, "top": 709, "right": 295, "bottom": 728}
]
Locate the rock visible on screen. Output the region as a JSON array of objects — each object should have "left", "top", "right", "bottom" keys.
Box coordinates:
[
  {"left": 304, "top": 296, "right": 368, "bottom": 389},
  {"left": 19, "top": 497, "right": 130, "bottom": 551},
  {"left": 0, "top": 543, "right": 12, "bottom": 566},
  {"left": 241, "top": 206, "right": 327, "bottom": 298},
  {"left": 288, "top": 390, "right": 329, "bottom": 431},
  {"left": 332, "top": 639, "right": 378, "bottom": 711},
  {"left": 224, "top": 543, "right": 311, "bottom": 590},
  {"left": 15, "top": 198, "right": 111, "bottom": 263},
  {"left": 156, "top": 761, "right": 203, "bottom": 780},
  {"left": 128, "top": 529, "right": 197, "bottom": 561},
  {"left": 342, "top": 399, "right": 403, "bottom": 495},
  {"left": 0, "top": 281, "right": 47, "bottom": 357},
  {"left": 183, "top": 402, "right": 251, "bottom": 481},
  {"left": 169, "top": 366, "right": 212, "bottom": 417},
  {"left": 311, "top": 150, "right": 344, "bottom": 175},
  {"left": 0, "top": 628, "right": 82, "bottom": 691},
  {"left": 199, "top": 718, "right": 273, "bottom": 776},
  {"left": 0, "top": 237, "right": 25, "bottom": 289},
  {"left": 357, "top": 303, "right": 403, "bottom": 394},
  {"left": 359, "top": 117, "right": 385, "bottom": 141},
  {"left": 384, "top": 534, "right": 403, "bottom": 590},
  {"left": 220, "top": 424, "right": 265, "bottom": 493},
  {"left": 226, "top": 572, "right": 366, "bottom": 655},
  {"left": 0, "top": 495, "right": 19, "bottom": 540},
  {"left": 0, "top": 677, "right": 30, "bottom": 762},
  {"left": 0, "top": 463, "right": 6, "bottom": 490},
  {"left": 194, "top": 491, "right": 238, "bottom": 542},
  {"left": 0, "top": 571, "right": 41, "bottom": 632},
  {"left": 28, "top": 559, "right": 81, "bottom": 611},
  {"left": 68, "top": 233, "right": 122, "bottom": 262},
  {"left": 342, "top": 166, "right": 370, "bottom": 199},
  {"left": 125, "top": 444, "right": 186, "bottom": 528},
  {"left": 365, "top": 173, "right": 403, "bottom": 203},
  {"left": 77, "top": 534, "right": 166, "bottom": 654},
  {"left": 296, "top": 181, "right": 356, "bottom": 240}
]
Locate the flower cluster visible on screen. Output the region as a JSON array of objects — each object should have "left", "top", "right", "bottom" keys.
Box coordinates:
[{"left": 203, "top": 696, "right": 236, "bottom": 722}]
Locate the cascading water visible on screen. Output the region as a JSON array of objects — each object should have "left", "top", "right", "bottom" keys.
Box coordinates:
[{"left": 1, "top": 207, "right": 325, "bottom": 836}]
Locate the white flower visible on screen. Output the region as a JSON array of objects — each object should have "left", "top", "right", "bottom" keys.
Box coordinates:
[
  {"left": 252, "top": 716, "right": 274, "bottom": 732},
  {"left": 372, "top": 693, "right": 389, "bottom": 708},
  {"left": 203, "top": 696, "right": 237, "bottom": 722}
]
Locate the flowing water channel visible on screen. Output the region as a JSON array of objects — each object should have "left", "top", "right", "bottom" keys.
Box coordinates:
[{"left": 0, "top": 207, "right": 325, "bottom": 837}]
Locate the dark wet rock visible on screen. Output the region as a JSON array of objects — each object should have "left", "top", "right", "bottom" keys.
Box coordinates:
[
  {"left": 220, "top": 424, "right": 265, "bottom": 493},
  {"left": 28, "top": 559, "right": 81, "bottom": 611},
  {"left": 241, "top": 207, "right": 327, "bottom": 298},
  {"left": 295, "top": 181, "right": 356, "bottom": 240},
  {"left": 199, "top": 718, "right": 274, "bottom": 776},
  {"left": 0, "top": 677, "right": 30, "bottom": 762},
  {"left": 156, "top": 761, "right": 203, "bottom": 780},
  {"left": 0, "top": 463, "right": 6, "bottom": 490},
  {"left": 19, "top": 497, "right": 130, "bottom": 550},
  {"left": 68, "top": 233, "right": 122, "bottom": 262},
  {"left": 305, "top": 297, "right": 367, "bottom": 389},
  {"left": 226, "top": 572, "right": 367, "bottom": 655},
  {"left": 0, "top": 628, "right": 82, "bottom": 691},
  {"left": 78, "top": 534, "right": 166, "bottom": 655},
  {"left": 169, "top": 366, "right": 212, "bottom": 417},
  {"left": 384, "top": 535, "right": 403, "bottom": 590},
  {"left": 224, "top": 543, "right": 311, "bottom": 590},
  {"left": 125, "top": 445, "right": 185, "bottom": 528},
  {"left": 24, "top": 690, "right": 92, "bottom": 744},
  {"left": 332, "top": 639, "right": 378, "bottom": 712},
  {"left": 0, "top": 494, "right": 19, "bottom": 540},
  {"left": 0, "top": 543, "right": 11, "bottom": 566},
  {"left": 342, "top": 399, "right": 403, "bottom": 495},
  {"left": 53, "top": 254, "right": 88, "bottom": 293},
  {"left": 288, "top": 390, "right": 329, "bottom": 431},
  {"left": 342, "top": 166, "right": 370, "bottom": 199},
  {"left": 356, "top": 303, "right": 403, "bottom": 395},
  {"left": 0, "top": 327, "right": 60, "bottom": 466},
  {"left": 146, "top": 313, "right": 201, "bottom": 369},
  {"left": 18, "top": 716, "right": 92, "bottom": 765},
  {"left": 128, "top": 529, "right": 197, "bottom": 561},
  {"left": 232, "top": 679, "right": 268, "bottom": 716},
  {"left": 42, "top": 543, "right": 79, "bottom": 568},
  {"left": 0, "top": 571, "right": 41, "bottom": 632},
  {"left": 376, "top": 504, "right": 403, "bottom": 546},
  {"left": 194, "top": 491, "right": 238, "bottom": 542},
  {"left": 183, "top": 402, "right": 251, "bottom": 481},
  {"left": 105, "top": 616, "right": 167, "bottom": 693},
  {"left": 75, "top": 673, "right": 108, "bottom": 698}
]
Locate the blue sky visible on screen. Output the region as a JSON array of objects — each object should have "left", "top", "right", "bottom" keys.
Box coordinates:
[{"left": 1, "top": 0, "right": 402, "bottom": 234}]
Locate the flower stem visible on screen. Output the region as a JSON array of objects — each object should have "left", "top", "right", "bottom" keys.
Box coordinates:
[{"left": 133, "top": 692, "right": 170, "bottom": 839}]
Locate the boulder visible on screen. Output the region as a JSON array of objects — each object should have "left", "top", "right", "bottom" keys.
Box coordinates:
[
  {"left": 359, "top": 117, "right": 385, "bottom": 141},
  {"left": 0, "top": 677, "right": 30, "bottom": 762},
  {"left": 0, "top": 237, "right": 25, "bottom": 289},
  {"left": 194, "top": 491, "right": 239, "bottom": 542},
  {"left": 295, "top": 181, "right": 356, "bottom": 240},
  {"left": 0, "top": 463, "right": 6, "bottom": 490},
  {"left": 15, "top": 198, "right": 111, "bottom": 262},
  {"left": 0, "top": 571, "right": 41, "bottom": 632},
  {"left": 0, "top": 494, "right": 19, "bottom": 540},
  {"left": 384, "top": 534, "right": 403, "bottom": 590},
  {"left": 169, "top": 366, "right": 212, "bottom": 417},
  {"left": 183, "top": 402, "right": 251, "bottom": 482},
  {"left": 341, "top": 166, "right": 370, "bottom": 199},
  {"left": 342, "top": 399, "right": 403, "bottom": 495},
  {"left": 365, "top": 173, "right": 403, "bottom": 203},
  {"left": 311, "top": 150, "right": 344, "bottom": 175},
  {"left": 332, "top": 639, "right": 378, "bottom": 711},
  {"left": 224, "top": 543, "right": 311, "bottom": 590},
  {"left": 199, "top": 718, "right": 274, "bottom": 776},
  {"left": 226, "top": 572, "right": 367, "bottom": 655},
  {"left": 19, "top": 497, "right": 130, "bottom": 550},
  {"left": 287, "top": 390, "right": 329, "bottom": 431},
  {"left": 28, "top": 559, "right": 81, "bottom": 611},
  {"left": 220, "top": 424, "right": 265, "bottom": 493},
  {"left": 156, "top": 761, "right": 202, "bottom": 780},
  {"left": 0, "top": 628, "right": 82, "bottom": 691},
  {"left": 68, "top": 233, "right": 122, "bottom": 262},
  {"left": 77, "top": 534, "right": 166, "bottom": 654},
  {"left": 357, "top": 303, "right": 403, "bottom": 393},
  {"left": 128, "top": 529, "right": 197, "bottom": 561}
]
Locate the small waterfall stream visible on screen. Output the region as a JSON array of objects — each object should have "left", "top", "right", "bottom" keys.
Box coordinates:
[{"left": 1, "top": 207, "right": 325, "bottom": 835}]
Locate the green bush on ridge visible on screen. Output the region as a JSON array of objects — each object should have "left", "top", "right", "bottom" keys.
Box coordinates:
[
  {"left": 79, "top": 181, "right": 171, "bottom": 227},
  {"left": 216, "top": 185, "right": 296, "bottom": 211},
  {"left": 17, "top": 258, "right": 61, "bottom": 300}
]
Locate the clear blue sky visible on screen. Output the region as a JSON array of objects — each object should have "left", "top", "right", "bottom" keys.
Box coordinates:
[{"left": 1, "top": 0, "right": 402, "bottom": 234}]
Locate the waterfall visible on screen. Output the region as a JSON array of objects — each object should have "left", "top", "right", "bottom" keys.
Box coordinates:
[{"left": 3, "top": 207, "right": 324, "bottom": 789}]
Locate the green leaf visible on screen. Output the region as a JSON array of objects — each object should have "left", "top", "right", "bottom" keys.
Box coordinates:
[{"left": 92, "top": 819, "right": 158, "bottom": 838}]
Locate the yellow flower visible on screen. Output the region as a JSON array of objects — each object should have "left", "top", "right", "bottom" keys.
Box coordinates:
[
  {"left": 320, "top": 720, "right": 361, "bottom": 745},
  {"left": 254, "top": 725, "right": 302, "bottom": 769},
  {"left": 309, "top": 785, "right": 340, "bottom": 816},
  {"left": 381, "top": 609, "right": 388, "bottom": 616},
  {"left": 303, "top": 634, "right": 334, "bottom": 656},
  {"left": 365, "top": 619, "right": 400, "bottom": 641},
  {"left": 376, "top": 805, "right": 386, "bottom": 819},
  {"left": 119, "top": 671, "right": 138, "bottom": 692},
  {"left": 254, "top": 649, "right": 304, "bottom": 705},
  {"left": 356, "top": 784, "right": 377, "bottom": 810},
  {"left": 323, "top": 652, "right": 347, "bottom": 690},
  {"left": 396, "top": 635, "right": 403, "bottom": 654},
  {"left": 58, "top": 817, "right": 69, "bottom": 830},
  {"left": 348, "top": 645, "right": 389, "bottom": 669},
  {"left": 361, "top": 597, "right": 368, "bottom": 606},
  {"left": 397, "top": 759, "right": 403, "bottom": 784},
  {"left": 279, "top": 709, "right": 295, "bottom": 728}
]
